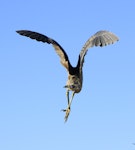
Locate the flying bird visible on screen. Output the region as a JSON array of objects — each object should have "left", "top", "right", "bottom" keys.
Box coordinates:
[{"left": 16, "top": 30, "right": 119, "bottom": 121}]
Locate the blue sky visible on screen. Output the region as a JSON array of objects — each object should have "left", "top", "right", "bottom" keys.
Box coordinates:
[{"left": 0, "top": 0, "right": 135, "bottom": 150}]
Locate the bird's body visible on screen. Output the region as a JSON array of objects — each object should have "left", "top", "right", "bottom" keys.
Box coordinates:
[{"left": 16, "top": 30, "right": 119, "bottom": 121}]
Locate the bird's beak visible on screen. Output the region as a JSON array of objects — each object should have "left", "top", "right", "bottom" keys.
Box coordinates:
[{"left": 64, "top": 85, "right": 68, "bottom": 88}]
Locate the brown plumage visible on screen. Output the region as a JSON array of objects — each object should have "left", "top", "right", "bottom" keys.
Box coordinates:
[{"left": 16, "top": 30, "right": 119, "bottom": 121}]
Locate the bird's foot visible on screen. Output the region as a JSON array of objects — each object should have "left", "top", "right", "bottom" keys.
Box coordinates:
[{"left": 62, "top": 106, "right": 70, "bottom": 122}]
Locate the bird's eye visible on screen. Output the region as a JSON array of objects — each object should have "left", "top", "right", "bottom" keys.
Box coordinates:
[
  {"left": 72, "top": 76, "right": 76, "bottom": 79},
  {"left": 70, "top": 85, "right": 75, "bottom": 89}
]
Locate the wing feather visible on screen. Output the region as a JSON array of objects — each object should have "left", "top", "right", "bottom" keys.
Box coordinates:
[
  {"left": 16, "top": 30, "right": 70, "bottom": 71},
  {"left": 79, "top": 30, "right": 119, "bottom": 68}
]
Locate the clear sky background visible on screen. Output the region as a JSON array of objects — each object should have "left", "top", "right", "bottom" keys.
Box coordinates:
[{"left": 0, "top": 0, "right": 135, "bottom": 150}]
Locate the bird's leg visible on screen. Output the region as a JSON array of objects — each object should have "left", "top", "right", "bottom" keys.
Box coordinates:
[
  {"left": 62, "top": 91, "right": 75, "bottom": 122},
  {"left": 68, "top": 91, "right": 75, "bottom": 109},
  {"left": 62, "top": 89, "right": 70, "bottom": 122},
  {"left": 66, "top": 89, "right": 70, "bottom": 105}
]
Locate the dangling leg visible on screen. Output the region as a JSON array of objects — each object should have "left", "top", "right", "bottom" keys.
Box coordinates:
[
  {"left": 62, "top": 89, "right": 70, "bottom": 122},
  {"left": 62, "top": 91, "right": 75, "bottom": 122},
  {"left": 66, "top": 89, "right": 70, "bottom": 105},
  {"left": 61, "top": 89, "right": 69, "bottom": 111},
  {"left": 68, "top": 91, "right": 75, "bottom": 109}
]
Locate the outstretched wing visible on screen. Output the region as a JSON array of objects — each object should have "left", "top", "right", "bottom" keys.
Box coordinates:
[
  {"left": 79, "top": 30, "right": 119, "bottom": 69},
  {"left": 16, "top": 30, "right": 70, "bottom": 71}
]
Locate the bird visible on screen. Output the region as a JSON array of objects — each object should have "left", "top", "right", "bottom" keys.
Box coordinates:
[{"left": 16, "top": 30, "right": 119, "bottom": 122}]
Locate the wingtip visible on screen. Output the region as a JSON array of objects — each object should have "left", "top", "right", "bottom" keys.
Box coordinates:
[
  {"left": 16, "top": 30, "right": 26, "bottom": 34},
  {"left": 16, "top": 30, "right": 21, "bottom": 34}
]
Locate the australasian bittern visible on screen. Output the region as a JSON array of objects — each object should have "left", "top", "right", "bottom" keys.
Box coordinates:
[{"left": 16, "top": 30, "right": 119, "bottom": 121}]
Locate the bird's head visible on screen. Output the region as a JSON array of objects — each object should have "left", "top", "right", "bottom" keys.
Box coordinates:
[{"left": 64, "top": 75, "right": 82, "bottom": 93}]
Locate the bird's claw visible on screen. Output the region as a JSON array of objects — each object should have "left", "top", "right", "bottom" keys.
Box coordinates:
[{"left": 62, "top": 107, "right": 70, "bottom": 122}]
